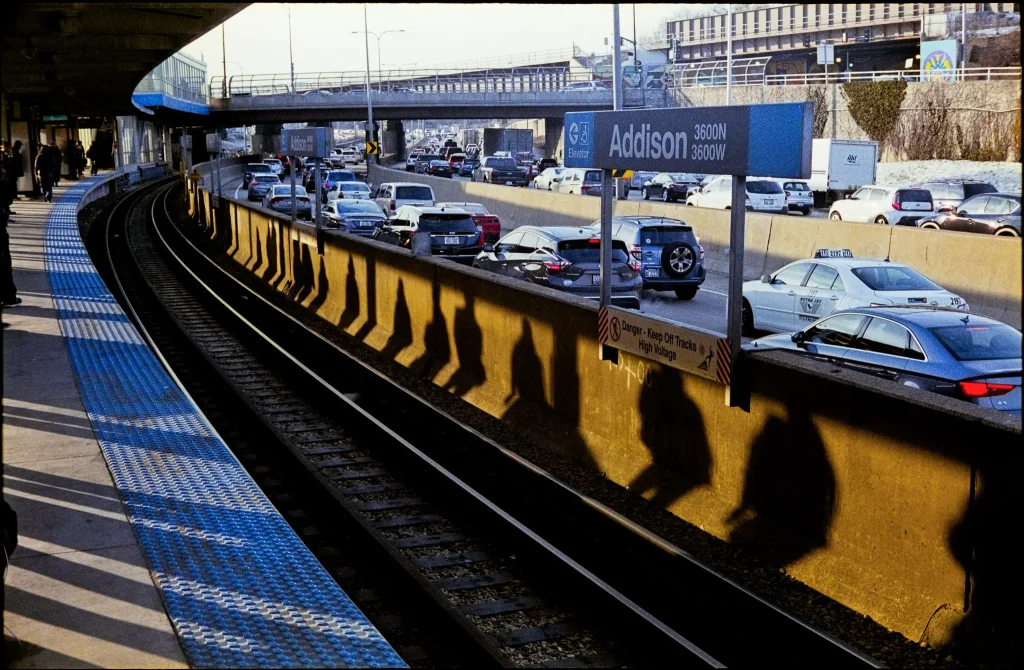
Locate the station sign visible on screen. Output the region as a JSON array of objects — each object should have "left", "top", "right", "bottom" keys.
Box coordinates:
[
  {"left": 283, "top": 127, "right": 333, "bottom": 158},
  {"left": 598, "top": 306, "right": 731, "bottom": 385},
  {"left": 205, "top": 133, "right": 221, "bottom": 151},
  {"left": 565, "top": 102, "right": 813, "bottom": 178}
]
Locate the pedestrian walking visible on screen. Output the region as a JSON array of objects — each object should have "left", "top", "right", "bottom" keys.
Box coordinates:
[
  {"left": 8, "top": 140, "right": 24, "bottom": 213},
  {"left": 87, "top": 141, "right": 99, "bottom": 175},
  {"left": 51, "top": 143, "right": 62, "bottom": 187},
  {"left": 1, "top": 155, "right": 21, "bottom": 309},
  {"left": 76, "top": 140, "right": 87, "bottom": 177},
  {"left": 36, "top": 145, "right": 55, "bottom": 203}
]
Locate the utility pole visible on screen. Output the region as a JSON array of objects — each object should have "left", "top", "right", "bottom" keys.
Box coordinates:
[
  {"left": 221, "top": 23, "right": 227, "bottom": 98},
  {"left": 601, "top": 4, "right": 624, "bottom": 311},
  {"left": 288, "top": 7, "right": 295, "bottom": 92},
  {"left": 363, "top": 4, "right": 375, "bottom": 165},
  {"left": 830, "top": 56, "right": 837, "bottom": 139},
  {"left": 961, "top": 3, "right": 967, "bottom": 81},
  {"left": 726, "top": 4, "right": 732, "bottom": 104}
]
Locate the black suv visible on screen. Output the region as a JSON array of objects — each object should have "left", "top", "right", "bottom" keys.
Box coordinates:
[
  {"left": 474, "top": 226, "right": 641, "bottom": 309},
  {"left": 913, "top": 179, "right": 997, "bottom": 213},
  {"left": 590, "top": 216, "right": 705, "bottom": 299}
]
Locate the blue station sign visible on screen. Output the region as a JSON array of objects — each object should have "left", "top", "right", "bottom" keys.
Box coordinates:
[{"left": 564, "top": 102, "right": 812, "bottom": 178}]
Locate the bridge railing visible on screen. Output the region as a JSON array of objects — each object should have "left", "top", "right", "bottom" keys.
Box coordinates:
[{"left": 763, "top": 66, "right": 1023, "bottom": 86}]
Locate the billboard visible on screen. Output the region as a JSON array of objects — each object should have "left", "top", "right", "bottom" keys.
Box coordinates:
[{"left": 920, "top": 39, "right": 958, "bottom": 82}]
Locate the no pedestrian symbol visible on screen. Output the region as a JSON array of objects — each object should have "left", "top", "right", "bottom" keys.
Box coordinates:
[
  {"left": 365, "top": 141, "right": 379, "bottom": 155},
  {"left": 610, "top": 317, "right": 621, "bottom": 342}
]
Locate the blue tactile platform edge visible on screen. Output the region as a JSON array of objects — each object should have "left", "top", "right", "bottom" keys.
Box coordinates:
[{"left": 44, "top": 177, "right": 406, "bottom": 669}]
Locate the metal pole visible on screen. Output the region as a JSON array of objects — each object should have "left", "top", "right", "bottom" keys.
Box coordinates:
[
  {"left": 961, "top": 3, "right": 967, "bottom": 82},
  {"left": 314, "top": 157, "right": 322, "bottom": 226},
  {"left": 612, "top": 5, "right": 625, "bottom": 201},
  {"left": 288, "top": 7, "right": 295, "bottom": 92},
  {"left": 363, "top": 5, "right": 376, "bottom": 165},
  {"left": 600, "top": 170, "right": 614, "bottom": 308},
  {"left": 315, "top": 156, "right": 324, "bottom": 254},
  {"left": 290, "top": 154, "right": 297, "bottom": 223},
  {"left": 726, "top": 175, "right": 747, "bottom": 408},
  {"left": 221, "top": 24, "right": 227, "bottom": 99},
  {"left": 830, "top": 60, "right": 837, "bottom": 139},
  {"left": 377, "top": 40, "right": 382, "bottom": 94},
  {"left": 726, "top": 4, "right": 733, "bottom": 105}
]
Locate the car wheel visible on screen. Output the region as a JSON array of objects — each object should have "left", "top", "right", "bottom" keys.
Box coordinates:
[
  {"left": 742, "top": 299, "right": 754, "bottom": 336},
  {"left": 642, "top": 187, "right": 649, "bottom": 200},
  {"left": 995, "top": 227, "right": 1020, "bottom": 237},
  {"left": 874, "top": 216, "right": 889, "bottom": 225},
  {"left": 661, "top": 242, "right": 695, "bottom": 278},
  {"left": 801, "top": 207, "right": 812, "bottom": 216},
  {"left": 675, "top": 286, "right": 698, "bottom": 300},
  {"left": 830, "top": 212, "right": 842, "bottom": 221},
  {"left": 920, "top": 222, "right": 941, "bottom": 230},
  {"left": 662, "top": 189, "right": 670, "bottom": 202}
]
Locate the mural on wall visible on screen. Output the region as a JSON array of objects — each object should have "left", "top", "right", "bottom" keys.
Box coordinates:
[{"left": 920, "top": 39, "right": 959, "bottom": 82}]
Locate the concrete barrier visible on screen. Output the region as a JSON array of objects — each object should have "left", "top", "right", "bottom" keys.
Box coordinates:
[
  {"left": 370, "top": 164, "right": 1022, "bottom": 328},
  {"left": 184, "top": 179, "right": 1020, "bottom": 661}
]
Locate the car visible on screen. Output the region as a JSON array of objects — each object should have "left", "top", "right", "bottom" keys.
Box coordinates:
[
  {"left": 690, "top": 175, "right": 788, "bottom": 213},
  {"left": 747, "top": 307, "right": 1021, "bottom": 416},
  {"left": 533, "top": 167, "right": 567, "bottom": 191},
  {"left": 435, "top": 201, "right": 501, "bottom": 243},
  {"left": 917, "top": 193, "right": 1021, "bottom": 237},
  {"left": 320, "top": 169, "right": 357, "bottom": 197},
  {"left": 448, "top": 153, "right": 467, "bottom": 171},
  {"left": 415, "top": 154, "right": 442, "bottom": 174},
  {"left": 243, "top": 163, "right": 274, "bottom": 189},
  {"left": 560, "top": 80, "right": 611, "bottom": 92},
  {"left": 459, "top": 157, "right": 480, "bottom": 177},
  {"left": 263, "top": 184, "right": 312, "bottom": 219},
  {"left": 829, "top": 185, "right": 934, "bottom": 225},
  {"left": 535, "top": 157, "right": 559, "bottom": 172},
  {"left": 372, "top": 182, "right": 435, "bottom": 216},
  {"left": 439, "top": 146, "right": 464, "bottom": 161},
  {"left": 627, "top": 171, "right": 658, "bottom": 193},
  {"left": 341, "top": 146, "right": 361, "bottom": 164},
  {"left": 327, "top": 149, "right": 347, "bottom": 168},
  {"left": 473, "top": 156, "right": 529, "bottom": 187},
  {"left": 320, "top": 199, "right": 387, "bottom": 236},
  {"left": 405, "top": 154, "right": 421, "bottom": 172},
  {"left": 261, "top": 158, "right": 284, "bottom": 175},
  {"left": 914, "top": 179, "right": 998, "bottom": 213},
  {"left": 373, "top": 205, "right": 484, "bottom": 263},
  {"left": 556, "top": 168, "right": 602, "bottom": 196},
  {"left": 247, "top": 174, "right": 280, "bottom": 202},
  {"left": 466, "top": 143, "right": 479, "bottom": 156},
  {"left": 640, "top": 172, "right": 701, "bottom": 202},
  {"left": 426, "top": 160, "right": 453, "bottom": 178},
  {"left": 773, "top": 179, "right": 813, "bottom": 216},
  {"left": 588, "top": 216, "right": 706, "bottom": 299},
  {"left": 326, "top": 181, "right": 372, "bottom": 201},
  {"left": 741, "top": 249, "right": 969, "bottom": 336},
  {"left": 473, "top": 226, "right": 641, "bottom": 309}
]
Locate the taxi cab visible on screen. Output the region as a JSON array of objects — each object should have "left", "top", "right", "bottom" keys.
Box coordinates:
[{"left": 741, "top": 249, "right": 969, "bottom": 335}]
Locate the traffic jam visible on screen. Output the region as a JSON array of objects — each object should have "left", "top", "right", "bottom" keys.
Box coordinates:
[{"left": 235, "top": 115, "right": 1020, "bottom": 418}]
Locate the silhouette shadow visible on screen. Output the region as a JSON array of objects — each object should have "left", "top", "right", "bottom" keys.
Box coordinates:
[
  {"left": 339, "top": 256, "right": 360, "bottom": 329},
  {"left": 726, "top": 403, "right": 836, "bottom": 567},
  {"left": 271, "top": 222, "right": 289, "bottom": 290},
  {"left": 263, "top": 225, "right": 278, "bottom": 283},
  {"left": 445, "top": 293, "right": 486, "bottom": 397},
  {"left": 287, "top": 241, "right": 314, "bottom": 302},
  {"left": 410, "top": 279, "right": 451, "bottom": 378},
  {"left": 252, "top": 228, "right": 264, "bottom": 272},
  {"left": 307, "top": 253, "right": 330, "bottom": 314},
  {"left": 628, "top": 366, "right": 712, "bottom": 508},
  {"left": 381, "top": 279, "right": 412, "bottom": 360},
  {"left": 353, "top": 255, "right": 378, "bottom": 341}
]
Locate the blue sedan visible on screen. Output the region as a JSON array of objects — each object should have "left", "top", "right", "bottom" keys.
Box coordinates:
[
  {"left": 248, "top": 174, "right": 280, "bottom": 201},
  {"left": 747, "top": 307, "right": 1022, "bottom": 417}
]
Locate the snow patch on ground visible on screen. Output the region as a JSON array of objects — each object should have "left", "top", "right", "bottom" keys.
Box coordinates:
[{"left": 877, "top": 160, "right": 1023, "bottom": 193}]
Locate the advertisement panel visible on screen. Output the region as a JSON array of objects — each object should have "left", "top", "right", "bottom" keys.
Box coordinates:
[{"left": 920, "top": 39, "right": 958, "bottom": 82}]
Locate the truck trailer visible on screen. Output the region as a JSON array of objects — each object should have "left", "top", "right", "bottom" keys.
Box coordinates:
[
  {"left": 483, "top": 128, "right": 534, "bottom": 158},
  {"left": 807, "top": 138, "right": 879, "bottom": 206}
]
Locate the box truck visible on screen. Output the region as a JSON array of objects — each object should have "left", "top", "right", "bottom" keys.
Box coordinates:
[
  {"left": 808, "top": 138, "right": 879, "bottom": 205},
  {"left": 483, "top": 128, "right": 534, "bottom": 158}
]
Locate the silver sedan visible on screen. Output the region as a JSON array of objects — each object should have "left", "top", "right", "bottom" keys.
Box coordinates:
[{"left": 263, "top": 184, "right": 312, "bottom": 219}]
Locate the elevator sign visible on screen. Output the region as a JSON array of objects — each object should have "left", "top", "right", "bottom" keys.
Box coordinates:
[{"left": 564, "top": 102, "right": 813, "bottom": 178}]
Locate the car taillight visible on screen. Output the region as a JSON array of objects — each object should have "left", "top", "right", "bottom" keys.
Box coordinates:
[
  {"left": 299, "top": 197, "right": 310, "bottom": 203},
  {"left": 784, "top": 193, "right": 789, "bottom": 201},
  {"left": 785, "top": 190, "right": 792, "bottom": 197},
  {"left": 959, "top": 381, "right": 1015, "bottom": 398},
  {"left": 390, "top": 199, "right": 396, "bottom": 211},
  {"left": 477, "top": 230, "right": 485, "bottom": 246},
  {"left": 270, "top": 197, "right": 283, "bottom": 204},
  {"left": 698, "top": 245, "right": 705, "bottom": 260},
  {"left": 745, "top": 195, "right": 751, "bottom": 203},
  {"left": 892, "top": 197, "right": 902, "bottom": 211},
  {"left": 630, "top": 243, "right": 642, "bottom": 260},
  {"left": 581, "top": 185, "right": 593, "bottom": 192},
  {"left": 543, "top": 256, "right": 572, "bottom": 272}
]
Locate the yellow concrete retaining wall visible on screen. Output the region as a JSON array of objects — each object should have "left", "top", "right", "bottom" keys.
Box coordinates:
[
  {"left": 186, "top": 179, "right": 1020, "bottom": 656},
  {"left": 371, "top": 165, "right": 1022, "bottom": 328}
]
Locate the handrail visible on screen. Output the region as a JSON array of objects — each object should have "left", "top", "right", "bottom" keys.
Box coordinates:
[{"left": 763, "top": 66, "right": 1023, "bottom": 86}]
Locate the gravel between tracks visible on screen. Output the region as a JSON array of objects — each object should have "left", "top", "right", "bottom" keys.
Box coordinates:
[{"left": 176, "top": 201, "right": 964, "bottom": 669}]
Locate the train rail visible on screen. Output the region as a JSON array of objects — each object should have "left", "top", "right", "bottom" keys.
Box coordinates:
[{"left": 89, "top": 177, "right": 881, "bottom": 668}]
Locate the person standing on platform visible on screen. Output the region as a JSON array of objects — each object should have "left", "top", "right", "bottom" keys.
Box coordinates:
[
  {"left": 8, "top": 141, "right": 24, "bottom": 214},
  {"left": 36, "top": 145, "right": 55, "bottom": 203},
  {"left": 51, "top": 142, "right": 62, "bottom": 188},
  {"left": 1, "top": 155, "right": 21, "bottom": 311},
  {"left": 77, "top": 140, "right": 87, "bottom": 177},
  {"left": 87, "top": 141, "right": 99, "bottom": 175}
]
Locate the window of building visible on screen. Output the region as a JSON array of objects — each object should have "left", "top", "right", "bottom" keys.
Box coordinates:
[
  {"left": 828, "top": 3, "right": 835, "bottom": 25},
  {"left": 899, "top": 4, "right": 906, "bottom": 18},
  {"left": 883, "top": 4, "right": 890, "bottom": 19}
]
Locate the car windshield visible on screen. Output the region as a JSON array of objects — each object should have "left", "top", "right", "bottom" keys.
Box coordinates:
[
  {"left": 327, "top": 171, "right": 356, "bottom": 181},
  {"left": 963, "top": 183, "right": 997, "bottom": 199},
  {"left": 488, "top": 158, "right": 517, "bottom": 170},
  {"left": 248, "top": 164, "right": 271, "bottom": 172},
  {"left": 395, "top": 186, "right": 434, "bottom": 200},
  {"left": 338, "top": 183, "right": 369, "bottom": 191},
  {"left": 785, "top": 182, "right": 811, "bottom": 191},
  {"left": 418, "top": 214, "right": 478, "bottom": 233},
  {"left": 273, "top": 186, "right": 307, "bottom": 196},
  {"left": 253, "top": 175, "right": 279, "bottom": 184},
  {"left": 636, "top": 226, "right": 693, "bottom": 243},
  {"left": 897, "top": 189, "right": 932, "bottom": 203},
  {"left": 557, "top": 240, "right": 629, "bottom": 264},
  {"left": 419, "top": 155, "right": 441, "bottom": 162},
  {"left": 668, "top": 173, "right": 698, "bottom": 182},
  {"left": 852, "top": 266, "right": 941, "bottom": 291},
  {"left": 584, "top": 171, "right": 602, "bottom": 183},
  {"left": 336, "top": 201, "right": 382, "bottom": 214},
  {"left": 929, "top": 323, "right": 1022, "bottom": 361},
  {"left": 429, "top": 161, "right": 449, "bottom": 167},
  {"left": 747, "top": 180, "right": 784, "bottom": 194}
]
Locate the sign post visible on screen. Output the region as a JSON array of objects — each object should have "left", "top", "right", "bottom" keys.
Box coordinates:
[
  {"left": 205, "top": 133, "right": 221, "bottom": 206},
  {"left": 282, "top": 127, "right": 333, "bottom": 254},
  {"left": 290, "top": 156, "right": 297, "bottom": 223},
  {"left": 565, "top": 102, "right": 812, "bottom": 406},
  {"left": 817, "top": 43, "right": 836, "bottom": 139}
]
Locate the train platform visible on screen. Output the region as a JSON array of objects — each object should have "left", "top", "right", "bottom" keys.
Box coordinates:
[{"left": 2, "top": 175, "right": 405, "bottom": 668}]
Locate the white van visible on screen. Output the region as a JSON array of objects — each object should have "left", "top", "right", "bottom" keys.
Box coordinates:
[
  {"left": 690, "top": 176, "right": 788, "bottom": 213},
  {"left": 371, "top": 182, "right": 436, "bottom": 217}
]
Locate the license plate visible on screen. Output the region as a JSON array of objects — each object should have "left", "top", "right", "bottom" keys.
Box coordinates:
[
  {"left": 444, "top": 236, "right": 459, "bottom": 244},
  {"left": 358, "top": 221, "right": 373, "bottom": 227},
  {"left": 764, "top": 199, "right": 776, "bottom": 206},
  {"left": 591, "top": 274, "right": 601, "bottom": 284},
  {"left": 644, "top": 269, "right": 659, "bottom": 278},
  {"left": 505, "top": 181, "right": 513, "bottom": 186}
]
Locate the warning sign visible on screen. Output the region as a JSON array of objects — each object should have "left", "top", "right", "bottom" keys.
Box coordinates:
[{"left": 598, "top": 305, "right": 730, "bottom": 385}]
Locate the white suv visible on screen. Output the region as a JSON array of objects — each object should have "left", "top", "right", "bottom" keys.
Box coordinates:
[
  {"left": 371, "top": 182, "right": 436, "bottom": 217},
  {"left": 690, "top": 176, "right": 787, "bottom": 214},
  {"left": 770, "top": 179, "right": 813, "bottom": 216},
  {"left": 829, "top": 186, "right": 934, "bottom": 225},
  {"left": 560, "top": 81, "right": 610, "bottom": 92}
]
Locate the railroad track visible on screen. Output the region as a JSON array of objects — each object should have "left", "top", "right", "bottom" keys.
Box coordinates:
[{"left": 92, "top": 177, "right": 881, "bottom": 668}]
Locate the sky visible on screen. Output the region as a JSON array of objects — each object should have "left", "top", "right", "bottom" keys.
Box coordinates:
[{"left": 180, "top": 3, "right": 691, "bottom": 81}]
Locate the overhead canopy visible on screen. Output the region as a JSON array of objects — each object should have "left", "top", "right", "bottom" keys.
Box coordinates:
[{"left": 2, "top": 2, "right": 246, "bottom": 117}]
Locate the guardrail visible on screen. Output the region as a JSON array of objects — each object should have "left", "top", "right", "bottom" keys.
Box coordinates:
[{"left": 764, "top": 66, "right": 1023, "bottom": 86}]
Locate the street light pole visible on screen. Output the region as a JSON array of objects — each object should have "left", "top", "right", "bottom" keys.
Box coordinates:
[
  {"left": 221, "top": 23, "right": 227, "bottom": 98},
  {"left": 726, "top": 4, "right": 732, "bottom": 104},
  {"left": 288, "top": 7, "right": 295, "bottom": 92},
  {"left": 362, "top": 4, "right": 375, "bottom": 165}
]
